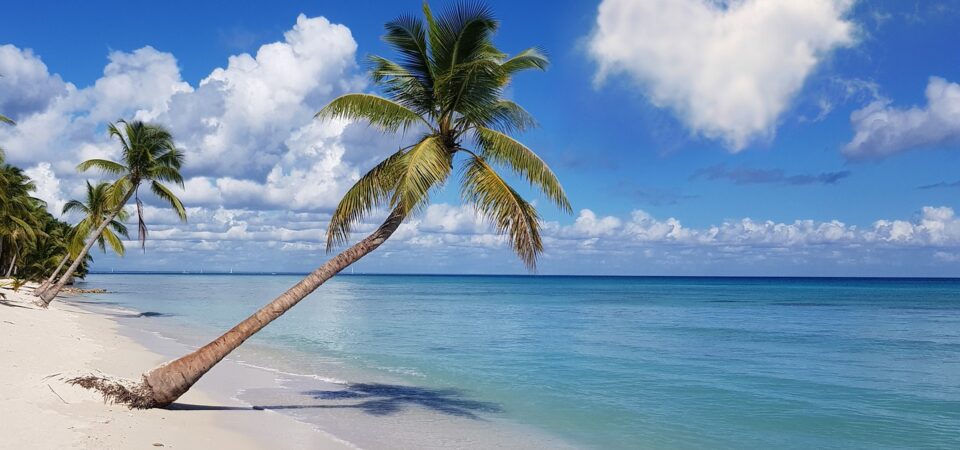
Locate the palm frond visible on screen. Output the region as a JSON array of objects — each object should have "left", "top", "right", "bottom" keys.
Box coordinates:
[
  {"left": 109, "top": 219, "right": 129, "bottom": 238},
  {"left": 382, "top": 12, "right": 435, "bottom": 86},
  {"left": 326, "top": 149, "right": 407, "bottom": 250},
  {"left": 106, "top": 177, "right": 133, "bottom": 209},
  {"left": 391, "top": 135, "right": 453, "bottom": 214},
  {"left": 500, "top": 47, "right": 549, "bottom": 78},
  {"left": 460, "top": 155, "right": 541, "bottom": 270},
  {"left": 459, "top": 99, "right": 536, "bottom": 134},
  {"left": 368, "top": 55, "right": 435, "bottom": 117},
  {"left": 107, "top": 121, "right": 132, "bottom": 154},
  {"left": 427, "top": 1, "right": 498, "bottom": 73},
  {"left": 148, "top": 163, "right": 185, "bottom": 187},
  {"left": 100, "top": 228, "right": 126, "bottom": 256},
  {"left": 77, "top": 159, "right": 127, "bottom": 176},
  {"left": 317, "top": 94, "right": 431, "bottom": 132},
  {"left": 9, "top": 215, "right": 37, "bottom": 241},
  {"left": 475, "top": 127, "right": 571, "bottom": 213},
  {"left": 61, "top": 199, "right": 89, "bottom": 215},
  {"left": 150, "top": 181, "right": 187, "bottom": 222},
  {"left": 0, "top": 114, "right": 14, "bottom": 126}
]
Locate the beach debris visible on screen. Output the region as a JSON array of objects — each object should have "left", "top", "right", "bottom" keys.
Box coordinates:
[
  {"left": 152, "top": 443, "right": 164, "bottom": 447},
  {"left": 67, "top": 374, "right": 158, "bottom": 409},
  {"left": 47, "top": 384, "right": 69, "bottom": 404},
  {"left": 62, "top": 287, "right": 109, "bottom": 294}
]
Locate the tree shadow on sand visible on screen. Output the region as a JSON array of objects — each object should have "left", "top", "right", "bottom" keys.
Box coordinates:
[{"left": 169, "top": 383, "right": 501, "bottom": 419}]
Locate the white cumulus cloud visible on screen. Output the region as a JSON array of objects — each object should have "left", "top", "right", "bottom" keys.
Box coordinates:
[
  {"left": 0, "top": 14, "right": 396, "bottom": 216},
  {"left": 588, "top": 0, "right": 857, "bottom": 150},
  {"left": 843, "top": 77, "right": 960, "bottom": 158}
]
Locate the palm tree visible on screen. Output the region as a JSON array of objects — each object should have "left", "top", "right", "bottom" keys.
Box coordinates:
[
  {"left": 19, "top": 212, "right": 86, "bottom": 282},
  {"left": 37, "top": 120, "right": 186, "bottom": 306},
  {"left": 70, "top": 1, "right": 570, "bottom": 409},
  {"left": 35, "top": 182, "right": 130, "bottom": 294},
  {"left": 0, "top": 163, "right": 43, "bottom": 277}
]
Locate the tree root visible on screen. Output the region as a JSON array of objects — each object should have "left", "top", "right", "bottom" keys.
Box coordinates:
[{"left": 66, "top": 374, "right": 159, "bottom": 409}]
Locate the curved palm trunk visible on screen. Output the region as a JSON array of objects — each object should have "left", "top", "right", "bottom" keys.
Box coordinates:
[
  {"left": 73, "top": 208, "right": 405, "bottom": 408},
  {"left": 38, "top": 190, "right": 134, "bottom": 307},
  {"left": 34, "top": 254, "right": 70, "bottom": 295},
  {"left": 4, "top": 246, "right": 17, "bottom": 277}
]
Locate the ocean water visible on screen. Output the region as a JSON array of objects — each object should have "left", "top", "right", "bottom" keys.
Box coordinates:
[{"left": 80, "top": 274, "right": 960, "bottom": 449}]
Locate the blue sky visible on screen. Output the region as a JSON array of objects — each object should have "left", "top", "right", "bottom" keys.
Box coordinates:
[{"left": 1, "top": 1, "right": 959, "bottom": 276}]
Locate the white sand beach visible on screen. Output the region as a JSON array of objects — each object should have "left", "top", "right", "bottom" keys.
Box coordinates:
[{"left": 0, "top": 284, "right": 351, "bottom": 449}]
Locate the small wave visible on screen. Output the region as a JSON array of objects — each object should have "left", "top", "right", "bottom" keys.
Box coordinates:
[
  {"left": 373, "top": 365, "right": 426, "bottom": 378},
  {"left": 148, "top": 330, "right": 179, "bottom": 342},
  {"left": 234, "top": 360, "right": 349, "bottom": 385}
]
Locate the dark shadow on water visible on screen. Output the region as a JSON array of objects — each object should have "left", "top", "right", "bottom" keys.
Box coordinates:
[
  {"left": 61, "top": 298, "right": 173, "bottom": 318},
  {"left": 125, "top": 311, "right": 170, "bottom": 318},
  {"left": 168, "top": 383, "right": 501, "bottom": 419}
]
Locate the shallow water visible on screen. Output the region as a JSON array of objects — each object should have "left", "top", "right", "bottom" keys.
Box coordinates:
[{"left": 83, "top": 274, "right": 960, "bottom": 449}]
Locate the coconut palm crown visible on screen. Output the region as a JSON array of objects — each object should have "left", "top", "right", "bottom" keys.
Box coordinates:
[
  {"left": 317, "top": 1, "right": 570, "bottom": 269},
  {"left": 38, "top": 120, "right": 186, "bottom": 305},
  {"left": 63, "top": 181, "right": 131, "bottom": 256},
  {"left": 77, "top": 120, "right": 187, "bottom": 247}
]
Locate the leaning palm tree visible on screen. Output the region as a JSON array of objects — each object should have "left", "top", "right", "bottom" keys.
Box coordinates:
[
  {"left": 70, "top": 1, "right": 569, "bottom": 408},
  {"left": 37, "top": 120, "right": 186, "bottom": 306},
  {"left": 35, "top": 182, "right": 130, "bottom": 294}
]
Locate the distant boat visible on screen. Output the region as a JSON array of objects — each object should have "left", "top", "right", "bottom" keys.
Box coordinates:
[{"left": 230, "top": 267, "right": 234, "bottom": 274}]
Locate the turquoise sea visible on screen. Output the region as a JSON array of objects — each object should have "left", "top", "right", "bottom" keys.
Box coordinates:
[{"left": 80, "top": 274, "right": 960, "bottom": 449}]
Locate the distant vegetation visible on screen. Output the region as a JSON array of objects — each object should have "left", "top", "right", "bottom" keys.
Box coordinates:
[{"left": 0, "top": 158, "right": 90, "bottom": 281}]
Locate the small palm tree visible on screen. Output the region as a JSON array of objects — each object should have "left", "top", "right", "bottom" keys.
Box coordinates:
[
  {"left": 35, "top": 182, "right": 130, "bottom": 293},
  {"left": 71, "top": 1, "right": 570, "bottom": 409},
  {"left": 38, "top": 120, "right": 186, "bottom": 305}
]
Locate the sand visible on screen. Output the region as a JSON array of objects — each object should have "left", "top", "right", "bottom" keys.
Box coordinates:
[{"left": 0, "top": 283, "right": 352, "bottom": 449}]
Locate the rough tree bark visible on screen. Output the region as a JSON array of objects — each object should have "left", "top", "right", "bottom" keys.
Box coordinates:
[{"left": 34, "top": 254, "right": 69, "bottom": 295}]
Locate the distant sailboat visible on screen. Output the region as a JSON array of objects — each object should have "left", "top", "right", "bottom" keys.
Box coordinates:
[{"left": 230, "top": 266, "right": 234, "bottom": 274}]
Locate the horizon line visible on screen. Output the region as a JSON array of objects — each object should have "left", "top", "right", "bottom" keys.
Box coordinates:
[{"left": 86, "top": 271, "right": 960, "bottom": 280}]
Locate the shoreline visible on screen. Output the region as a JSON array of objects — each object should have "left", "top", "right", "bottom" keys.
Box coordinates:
[
  {"left": 82, "top": 284, "right": 577, "bottom": 450},
  {"left": 3, "top": 281, "right": 576, "bottom": 449},
  {"left": 0, "top": 285, "right": 352, "bottom": 449}
]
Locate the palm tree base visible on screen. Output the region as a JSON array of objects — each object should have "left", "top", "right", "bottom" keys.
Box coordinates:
[
  {"left": 67, "top": 374, "right": 162, "bottom": 409},
  {"left": 36, "top": 290, "right": 54, "bottom": 307}
]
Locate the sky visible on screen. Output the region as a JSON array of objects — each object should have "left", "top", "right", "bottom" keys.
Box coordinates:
[{"left": 1, "top": 0, "right": 959, "bottom": 276}]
